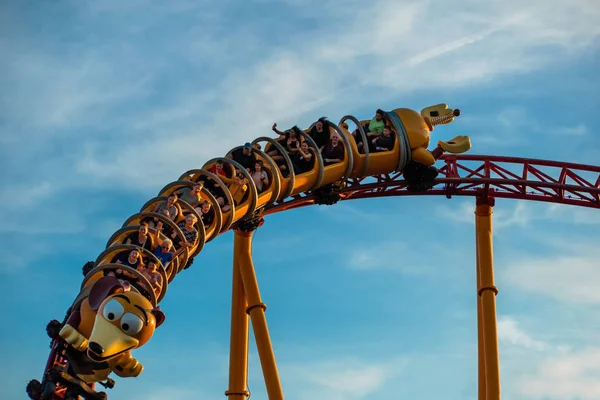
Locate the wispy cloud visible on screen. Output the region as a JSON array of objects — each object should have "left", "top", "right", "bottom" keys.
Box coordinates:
[
  {"left": 497, "top": 315, "right": 600, "bottom": 399},
  {"left": 553, "top": 124, "right": 589, "bottom": 136},
  {"left": 515, "top": 348, "right": 600, "bottom": 400},
  {"left": 344, "top": 239, "right": 457, "bottom": 278},
  {"left": 436, "top": 200, "right": 535, "bottom": 231},
  {"left": 544, "top": 203, "right": 600, "bottom": 225},
  {"left": 501, "top": 253, "right": 600, "bottom": 305},
  {"left": 3, "top": 0, "right": 599, "bottom": 204},
  {"left": 437, "top": 200, "right": 600, "bottom": 233},
  {"left": 278, "top": 356, "right": 408, "bottom": 400},
  {"left": 316, "top": 202, "right": 383, "bottom": 222},
  {"left": 498, "top": 316, "right": 551, "bottom": 352},
  {"left": 2, "top": 3, "right": 599, "bottom": 398}
]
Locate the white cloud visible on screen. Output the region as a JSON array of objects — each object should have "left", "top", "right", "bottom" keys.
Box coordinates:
[
  {"left": 126, "top": 387, "right": 201, "bottom": 400},
  {"left": 463, "top": 105, "right": 591, "bottom": 143},
  {"left": 0, "top": 181, "right": 56, "bottom": 209},
  {"left": 3, "top": 0, "right": 599, "bottom": 202},
  {"left": 502, "top": 254, "right": 600, "bottom": 305},
  {"left": 436, "top": 200, "right": 535, "bottom": 231},
  {"left": 496, "top": 315, "right": 600, "bottom": 399},
  {"left": 317, "top": 203, "right": 382, "bottom": 221},
  {"left": 554, "top": 124, "right": 589, "bottom": 136},
  {"left": 437, "top": 199, "right": 600, "bottom": 233},
  {"left": 346, "top": 240, "right": 439, "bottom": 276},
  {"left": 498, "top": 316, "right": 549, "bottom": 351},
  {"left": 515, "top": 348, "right": 600, "bottom": 400},
  {"left": 278, "top": 356, "right": 408, "bottom": 400},
  {"left": 544, "top": 203, "right": 600, "bottom": 225}
]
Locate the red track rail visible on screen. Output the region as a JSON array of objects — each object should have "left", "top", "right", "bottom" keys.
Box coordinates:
[{"left": 265, "top": 154, "right": 600, "bottom": 214}]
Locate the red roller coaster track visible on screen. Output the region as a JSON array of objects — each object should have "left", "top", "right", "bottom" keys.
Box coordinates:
[{"left": 265, "top": 154, "right": 600, "bottom": 215}]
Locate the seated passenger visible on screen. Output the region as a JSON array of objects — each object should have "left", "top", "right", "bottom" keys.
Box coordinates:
[
  {"left": 368, "top": 109, "right": 386, "bottom": 137},
  {"left": 175, "top": 183, "right": 203, "bottom": 208},
  {"left": 195, "top": 200, "right": 214, "bottom": 227},
  {"left": 208, "top": 160, "right": 233, "bottom": 182},
  {"left": 370, "top": 125, "right": 395, "bottom": 153},
  {"left": 269, "top": 123, "right": 292, "bottom": 174},
  {"left": 172, "top": 214, "right": 199, "bottom": 249},
  {"left": 136, "top": 261, "right": 163, "bottom": 297},
  {"left": 308, "top": 117, "right": 330, "bottom": 149},
  {"left": 286, "top": 127, "right": 301, "bottom": 155},
  {"left": 228, "top": 173, "right": 248, "bottom": 207},
  {"left": 292, "top": 141, "right": 313, "bottom": 174},
  {"left": 152, "top": 194, "right": 180, "bottom": 221},
  {"left": 124, "top": 223, "right": 155, "bottom": 252},
  {"left": 207, "top": 160, "right": 233, "bottom": 210},
  {"left": 352, "top": 110, "right": 385, "bottom": 152},
  {"left": 228, "top": 143, "right": 257, "bottom": 172},
  {"left": 251, "top": 160, "right": 269, "bottom": 193},
  {"left": 106, "top": 248, "right": 144, "bottom": 282},
  {"left": 351, "top": 121, "right": 371, "bottom": 153},
  {"left": 116, "top": 248, "right": 143, "bottom": 269},
  {"left": 273, "top": 124, "right": 304, "bottom": 176},
  {"left": 152, "top": 238, "right": 185, "bottom": 269},
  {"left": 321, "top": 134, "right": 345, "bottom": 166}
]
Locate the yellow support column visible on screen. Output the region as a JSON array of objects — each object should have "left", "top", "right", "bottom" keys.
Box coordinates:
[
  {"left": 234, "top": 228, "right": 284, "bottom": 400},
  {"left": 225, "top": 237, "right": 250, "bottom": 400},
  {"left": 475, "top": 215, "right": 485, "bottom": 400},
  {"left": 475, "top": 196, "right": 501, "bottom": 400}
]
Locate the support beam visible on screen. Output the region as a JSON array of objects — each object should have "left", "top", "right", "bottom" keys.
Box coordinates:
[
  {"left": 225, "top": 237, "right": 250, "bottom": 399},
  {"left": 234, "top": 229, "right": 284, "bottom": 400},
  {"left": 475, "top": 196, "right": 501, "bottom": 400},
  {"left": 475, "top": 214, "right": 485, "bottom": 400}
]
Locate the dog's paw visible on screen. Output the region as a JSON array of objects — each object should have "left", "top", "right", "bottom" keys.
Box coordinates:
[
  {"left": 113, "top": 354, "right": 143, "bottom": 377},
  {"left": 59, "top": 325, "right": 88, "bottom": 351}
]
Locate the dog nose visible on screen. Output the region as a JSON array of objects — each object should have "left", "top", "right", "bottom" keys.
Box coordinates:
[{"left": 89, "top": 342, "right": 104, "bottom": 355}]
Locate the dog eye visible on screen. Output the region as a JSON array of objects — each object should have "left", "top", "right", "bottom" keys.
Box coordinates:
[
  {"left": 102, "top": 300, "right": 124, "bottom": 321},
  {"left": 120, "top": 313, "right": 144, "bottom": 335}
]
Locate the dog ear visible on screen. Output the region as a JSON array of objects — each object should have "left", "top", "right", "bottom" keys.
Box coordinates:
[
  {"left": 88, "top": 276, "right": 125, "bottom": 311},
  {"left": 151, "top": 306, "right": 166, "bottom": 328}
]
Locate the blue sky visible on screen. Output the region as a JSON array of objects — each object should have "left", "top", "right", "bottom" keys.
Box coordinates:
[{"left": 1, "top": 0, "right": 600, "bottom": 399}]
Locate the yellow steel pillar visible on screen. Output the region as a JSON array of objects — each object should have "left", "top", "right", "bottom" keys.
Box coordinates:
[
  {"left": 475, "top": 196, "right": 501, "bottom": 400},
  {"left": 475, "top": 215, "right": 485, "bottom": 400},
  {"left": 234, "top": 228, "right": 284, "bottom": 400},
  {"left": 225, "top": 236, "right": 250, "bottom": 399}
]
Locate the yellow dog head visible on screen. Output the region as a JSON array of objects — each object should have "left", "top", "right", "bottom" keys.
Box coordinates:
[
  {"left": 420, "top": 104, "right": 461, "bottom": 129},
  {"left": 85, "top": 283, "right": 165, "bottom": 363}
]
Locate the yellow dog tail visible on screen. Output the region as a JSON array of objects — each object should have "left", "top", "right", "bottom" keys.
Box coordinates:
[{"left": 438, "top": 136, "right": 471, "bottom": 154}]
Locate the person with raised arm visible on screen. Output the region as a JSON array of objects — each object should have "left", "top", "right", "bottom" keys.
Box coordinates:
[
  {"left": 152, "top": 238, "right": 188, "bottom": 269},
  {"left": 308, "top": 117, "right": 330, "bottom": 149},
  {"left": 293, "top": 141, "right": 313, "bottom": 174}
]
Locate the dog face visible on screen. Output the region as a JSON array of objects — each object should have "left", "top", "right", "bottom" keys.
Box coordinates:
[
  {"left": 420, "top": 104, "right": 460, "bottom": 129},
  {"left": 86, "top": 291, "right": 165, "bottom": 362}
]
